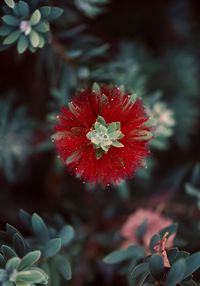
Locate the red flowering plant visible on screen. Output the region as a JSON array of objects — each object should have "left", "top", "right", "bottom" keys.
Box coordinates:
[
  {"left": 120, "top": 209, "right": 175, "bottom": 252},
  {"left": 52, "top": 83, "right": 152, "bottom": 186},
  {"left": 103, "top": 217, "right": 200, "bottom": 286}
]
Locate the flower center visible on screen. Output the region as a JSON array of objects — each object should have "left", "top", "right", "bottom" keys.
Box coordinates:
[
  {"left": 86, "top": 116, "right": 124, "bottom": 160},
  {"left": 20, "top": 20, "right": 32, "bottom": 35}
]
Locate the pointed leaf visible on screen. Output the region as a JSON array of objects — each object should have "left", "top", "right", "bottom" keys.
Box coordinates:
[
  {"left": 59, "top": 225, "right": 74, "bottom": 246},
  {"left": 3, "top": 30, "right": 21, "bottom": 45},
  {"left": 95, "top": 149, "right": 104, "bottom": 160},
  {"left": 29, "top": 30, "right": 40, "bottom": 47},
  {"left": 0, "top": 25, "right": 14, "bottom": 36},
  {"left": 30, "top": 10, "right": 41, "bottom": 26},
  {"left": 44, "top": 238, "right": 61, "bottom": 258},
  {"left": 111, "top": 141, "right": 124, "bottom": 147},
  {"left": 17, "top": 35, "right": 28, "bottom": 54},
  {"left": 2, "top": 15, "right": 19, "bottom": 26},
  {"left": 16, "top": 269, "right": 48, "bottom": 284},
  {"left": 34, "top": 21, "right": 49, "bottom": 33},
  {"left": 0, "top": 254, "right": 6, "bottom": 268},
  {"left": 131, "top": 262, "right": 149, "bottom": 279},
  {"left": 31, "top": 213, "right": 49, "bottom": 243},
  {"left": 19, "top": 210, "right": 31, "bottom": 230},
  {"left": 13, "top": 233, "right": 26, "bottom": 257},
  {"left": 183, "top": 252, "right": 200, "bottom": 279},
  {"left": 92, "top": 82, "right": 101, "bottom": 95},
  {"left": 164, "top": 259, "right": 186, "bottom": 286},
  {"left": 1, "top": 245, "right": 17, "bottom": 259},
  {"left": 18, "top": 1, "right": 30, "bottom": 17},
  {"left": 18, "top": 251, "right": 41, "bottom": 271},
  {"left": 149, "top": 254, "right": 164, "bottom": 281},
  {"left": 6, "top": 257, "right": 20, "bottom": 271},
  {"left": 4, "top": 0, "right": 15, "bottom": 8},
  {"left": 55, "top": 254, "right": 72, "bottom": 280}
]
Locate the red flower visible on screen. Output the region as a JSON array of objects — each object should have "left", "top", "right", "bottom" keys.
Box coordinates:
[
  {"left": 120, "top": 209, "right": 174, "bottom": 251},
  {"left": 53, "top": 84, "right": 152, "bottom": 186}
]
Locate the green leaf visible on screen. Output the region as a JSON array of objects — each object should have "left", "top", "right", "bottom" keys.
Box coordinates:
[
  {"left": 49, "top": 262, "right": 60, "bottom": 286},
  {"left": 66, "top": 149, "right": 82, "bottom": 164},
  {"left": 17, "top": 35, "right": 28, "bottom": 54},
  {"left": 95, "top": 148, "right": 104, "bottom": 160},
  {"left": 34, "top": 21, "right": 49, "bottom": 33},
  {"left": 31, "top": 213, "right": 49, "bottom": 243},
  {"left": 2, "top": 15, "right": 19, "bottom": 26},
  {"left": 1, "top": 245, "right": 17, "bottom": 259},
  {"left": 111, "top": 141, "right": 124, "bottom": 147},
  {"left": 132, "top": 130, "right": 153, "bottom": 141},
  {"left": 149, "top": 254, "right": 164, "bottom": 281},
  {"left": 6, "top": 257, "right": 20, "bottom": 271},
  {"left": 0, "top": 26, "right": 14, "bottom": 36},
  {"left": 107, "top": 122, "right": 119, "bottom": 133},
  {"left": 131, "top": 262, "right": 149, "bottom": 279},
  {"left": 47, "top": 7, "right": 64, "bottom": 21},
  {"left": 97, "top": 115, "right": 106, "bottom": 126},
  {"left": 3, "top": 30, "right": 21, "bottom": 45},
  {"left": 164, "top": 259, "right": 186, "bottom": 286},
  {"left": 29, "top": 30, "right": 40, "bottom": 48},
  {"left": 150, "top": 234, "right": 161, "bottom": 252},
  {"left": 103, "top": 245, "right": 145, "bottom": 264},
  {"left": 123, "top": 93, "right": 137, "bottom": 110},
  {"left": 30, "top": 10, "right": 41, "bottom": 26},
  {"left": 0, "top": 269, "right": 8, "bottom": 282},
  {"left": 59, "top": 225, "right": 75, "bottom": 246},
  {"left": 39, "top": 6, "right": 63, "bottom": 21},
  {"left": 13, "top": 233, "right": 26, "bottom": 257},
  {"left": 167, "top": 248, "right": 178, "bottom": 264},
  {"left": 38, "top": 34, "right": 45, "bottom": 48},
  {"left": 92, "top": 82, "right": 101, "bottom": 95},
  {"left": 136, "top": 219, "right": 148, "bottom": 241},
  {"left": 18, "top": 1, "right": 30, "bottom": 17},
  {"left": 55, "top": 254, "right": 72, "bottom": 280},
  {"left": 4, "top": 0, "right": 15, "bottom": 9},
  {"left": 183, "top": 252, "right": 200, "bottom": 279},
  {"left": 0, "top": 253, "right": 6, "bottom": 267},
  {"left": 18, "top": 251, "right": 41, "bottom": 271},
  {"left": 39, "top": 6, "right": 51, "bottom": 18},
  {"left": 160, "top": 223, "right": 178, "bottom": 238},
  {"left": 16, "top": 269, "right": 48, "bottom": 284},
  {"left": 44, "top": 238, "right": 61, "bottom": 258},
  {"left": 19, "top": 210, "right": 31, "bottom": 230},
  {"left": 176, "top": 251, "right": 190, "bottom": 260},
  {"left": 6, "top": 224, "right": 21, "bottom": 237}
]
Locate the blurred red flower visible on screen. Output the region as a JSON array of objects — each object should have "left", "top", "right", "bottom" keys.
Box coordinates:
[
  {"left": 53, "top": 84, "right": 151, "bottom": 186},
  {"left": 120, "top": 209, "right": 174, "bottom": 251}
]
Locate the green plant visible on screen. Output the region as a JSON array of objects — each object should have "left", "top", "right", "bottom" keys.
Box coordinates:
[
  {"left": 103, "top": 224, "right": 200, "bottom": 285},
  {"left": 0, "top": 0, "right": 63, "bottom": 53},
  {"left": 0, "top": 210, "right": 75, "bottom": 286}
]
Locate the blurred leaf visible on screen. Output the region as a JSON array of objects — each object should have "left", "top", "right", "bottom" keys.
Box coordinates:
[
  {"left": 164, "top": 259, "right": 186, "bottom": 286},
  {"left": 18, "top": 251, "right": 41, "bottom": 271},
  {"left": 149, "top": 254, "right": 164, "bottom": 281},
  {"left": 44, "top": 238, "right": 61, "bottom": 258},
  {"left": 31, "top": 213, "right": 49, "bottom": 244},
  {"left": 59, "top": 225, "right": 75, "bottom": 247},
  {"left": 183, "top": 252, "right": 200, "bottom": 279},
  {"left": 54, "top": 254, "right": 72, "bottom": 280}
]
